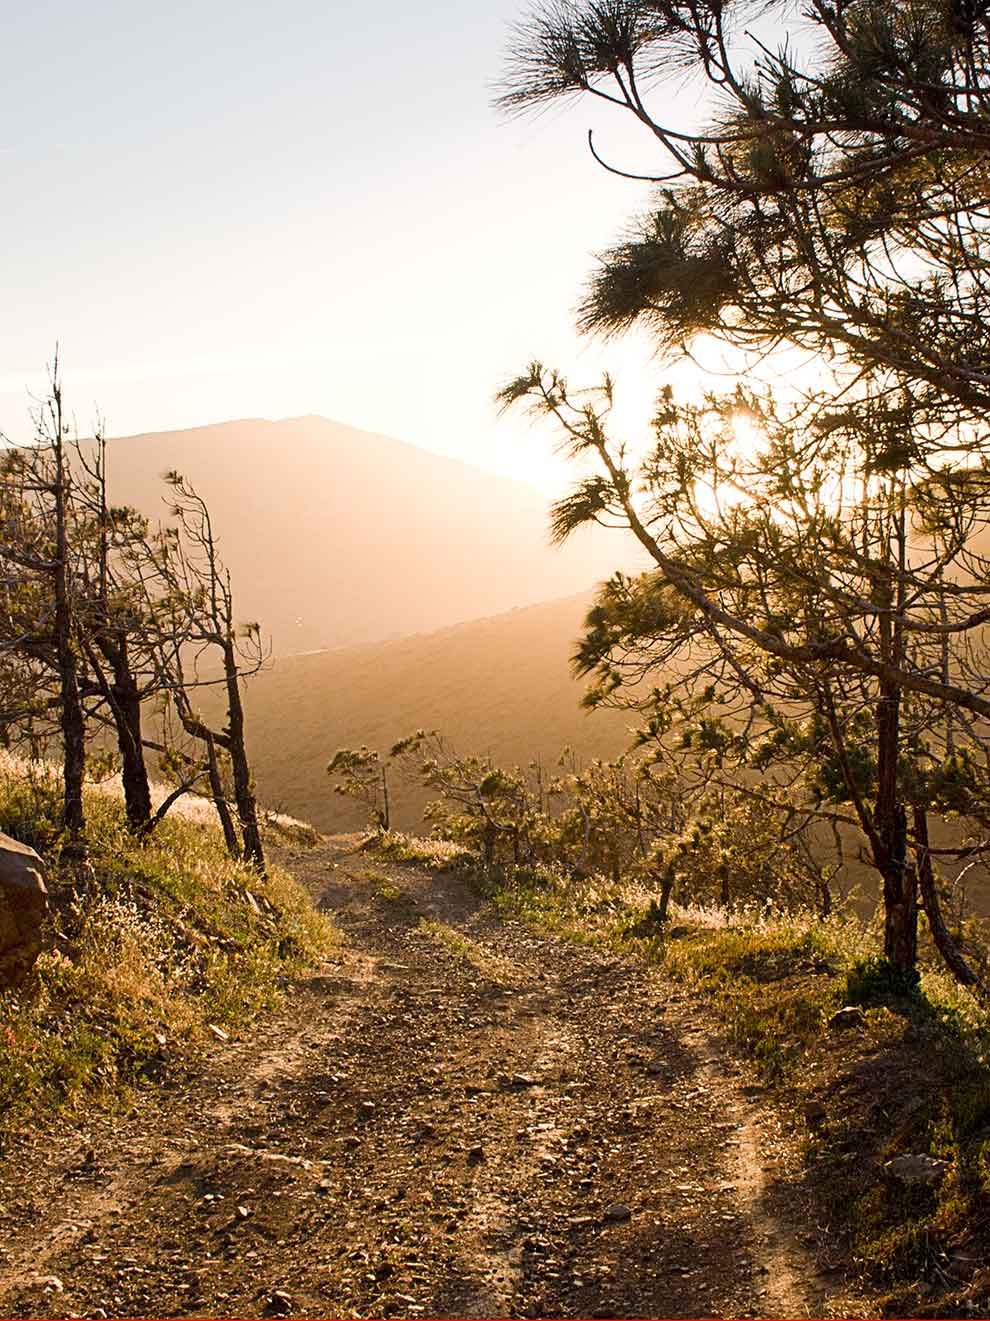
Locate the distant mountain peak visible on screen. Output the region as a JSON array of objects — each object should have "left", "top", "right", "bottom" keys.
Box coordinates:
[{"left": 104, "top": 415, "right": 629, "bottom": 655}]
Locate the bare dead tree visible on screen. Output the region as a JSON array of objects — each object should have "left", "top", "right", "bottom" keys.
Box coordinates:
[
  {"left": 123, "top": 473, "right": 269, "bottom": 870},
  {"left": 0, "top": 359, "right": 89, "bottom": 842}
]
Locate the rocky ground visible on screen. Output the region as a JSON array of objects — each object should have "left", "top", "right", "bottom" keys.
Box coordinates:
[{"left": 0, "top": 838, "right": 868, "bottom": 1320}]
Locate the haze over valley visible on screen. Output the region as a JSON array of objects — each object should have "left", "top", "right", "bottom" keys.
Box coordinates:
[
  {"left": 106, "top": 414, "right": 628, "bottom": 655},
  {"left": 240, "top": 592, "right": 631, "bottom": 833}
]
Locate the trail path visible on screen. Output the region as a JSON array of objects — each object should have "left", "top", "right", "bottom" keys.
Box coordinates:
[{"left": 0, "top": 839, "right": 860, "bottom": 1320}]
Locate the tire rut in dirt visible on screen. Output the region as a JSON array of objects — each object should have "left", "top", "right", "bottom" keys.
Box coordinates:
[{"left": 0, "top": 841, "right": 834, "bottom": 1319}]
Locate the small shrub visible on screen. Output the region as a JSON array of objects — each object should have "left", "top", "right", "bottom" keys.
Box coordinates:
[{"left": 846, "top": 955, "right": 922, "bottom": 1006}]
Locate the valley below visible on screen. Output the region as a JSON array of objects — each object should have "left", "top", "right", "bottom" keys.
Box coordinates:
[{"left": 239, "top": 594, "right": 632, "bottom": 835}]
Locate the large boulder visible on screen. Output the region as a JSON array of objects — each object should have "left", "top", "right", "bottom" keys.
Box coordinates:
[{"left": 0, "top": 833, "right": 48, "bottom": 988}]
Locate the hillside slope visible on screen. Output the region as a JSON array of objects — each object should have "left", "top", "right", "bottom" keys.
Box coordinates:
[
  {"left": 104, "top": 415, "right": 629, "bottom": 654},
  {"left": 238, "top": 593, "right": 632, "bottom": 832}
]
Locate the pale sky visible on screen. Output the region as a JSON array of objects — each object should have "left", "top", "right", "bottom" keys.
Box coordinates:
[{"left": 0, "top": 0, "right": 711, "bottom": 493}]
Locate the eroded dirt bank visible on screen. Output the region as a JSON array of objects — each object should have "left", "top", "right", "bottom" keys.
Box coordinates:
[{"left": 0, "top": 839, "right": 864, "bottom": 1319}]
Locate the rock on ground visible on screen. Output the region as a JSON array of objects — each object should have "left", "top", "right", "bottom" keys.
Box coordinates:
[{"left": 0, "top": 832, "right": 47, "bottom": 988}]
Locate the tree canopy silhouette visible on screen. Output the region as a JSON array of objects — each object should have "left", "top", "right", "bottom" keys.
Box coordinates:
[{"left": 501, "top": 0, "right": 990, "bottom": 423}]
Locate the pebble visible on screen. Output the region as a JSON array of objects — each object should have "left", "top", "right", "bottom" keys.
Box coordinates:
[
  {"left": 803, "top": 1101, "right": 827, "bottom": 1128},
  {"left": 884, "top": 1153, "right": 949, "bottom": 1186},
  {"left": 604, "top": 1203, "right": 632, "bottom": 1223},
  {"left": 828, "top": 1006, "right": 866, "bottom": 1031}
]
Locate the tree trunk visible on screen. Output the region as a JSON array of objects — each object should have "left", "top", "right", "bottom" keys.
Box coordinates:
[
  {"left": 104, "top": 636, "right": 152, "bottom": 833},
  {"left": 818, "top": 874, "right": 832, "bottom": 919},
  {"left": 205, "top": 732, "right": 241, "bottom": 860},
  {"left": 52, "top": 420, "right": 85, "bottom": 842},
  {"left": 879, "top": 825, "right": 917, "bottom": 973},
  {"left": 58, "top": 660, "right": 86, "bottom": 842},
  {"left": 115, "top": 676, "right": 152, "bottom": 832},
  {"left": 914, "top": 806, "right": 987, "bottom": 996},
  {"left": 874, "top": 677, "right": 917, "bottom": 973},
  {"left": 223, "top": 642, "right": 265, "bottom": 872},
  {"left": 657, "top": 861, "right": 676, "bottom": 924},
  {"left": 381, "top": 764, "right": 390, "bottom": 833}
]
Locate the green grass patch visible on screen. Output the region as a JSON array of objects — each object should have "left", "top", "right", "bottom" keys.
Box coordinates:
[
  {"left": 481, "top": 861, "right": 664, "bottom": 954},
  {"left": 375, "top": 880, "right": 407, "bottom": 903},
  {"left": 646, "top": 918, "right": 990, "bottom": 1302}
]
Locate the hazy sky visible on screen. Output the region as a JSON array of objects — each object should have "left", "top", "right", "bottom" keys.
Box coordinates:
[{"left": 0, "top": 0, "right": 707, "bottom": 492}]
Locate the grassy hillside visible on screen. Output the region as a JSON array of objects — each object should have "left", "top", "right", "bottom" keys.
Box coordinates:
[
  {"left": 103, "top": 415, "right": 631, "bottom": 655},
  {"left": 0, "top": 758, "right": 335, "bottom": 1137},
  {"left": 238, "top": 593, "right": 633, "bottom": 833}
]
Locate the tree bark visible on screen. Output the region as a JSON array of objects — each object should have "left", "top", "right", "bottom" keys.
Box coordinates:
[
  {"left": 52, "top": 409, "right": 85, "bottom": 842},
  {"left": 914, "top": 806, "right": 987, "bottom": 996},
  {"left": 205, "top": 731, "right": 241, "bottom": 860},
  {"left": 113, "top": 658, "right": 152, "bottom": 832},
  {"left": 874, "top": 676, "right": 917, "bottom": 973},
  {"left": 657, "top": 861, "right": 676, "bottom": 924},
  {"left": 101, "top": 633, "right": 152, "bottom": 832},
  {"left": 223, "top": 641, "right": 265, "bottom": 872}
]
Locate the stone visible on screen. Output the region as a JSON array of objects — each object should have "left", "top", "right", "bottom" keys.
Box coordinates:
[
  {"left": 505, "top": 1073, "right": 537, "bottom": 1090},
  {"left": 828, "top": 1006, "right": 867, "bottom": 1031},
  {"left": 803, "top": 1101, "right": 827, "bottom": 1129},
  {"left": 467, "top": 1145, "right": 485, "bottom": 1166},
  {"left": 0, "top": 832, "right": 47, "bottom": 988},
  {"left": 884, "top": 1154, "right": 949, "bottom": 1187},
  {"left": 604, "top": 1203, "right": 632, "bottom": 1223},
  {"left": 266, "top": 1290, "right": 293, "bottom": 1316}
]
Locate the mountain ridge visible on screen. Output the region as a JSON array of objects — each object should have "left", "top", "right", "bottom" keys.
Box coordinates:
[{"left": 102, "top": 414, "right": 629, "bottom": 655}]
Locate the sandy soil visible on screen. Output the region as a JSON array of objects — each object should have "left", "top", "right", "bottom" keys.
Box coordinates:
[{"left": 0, "top": 838, "right": 866, "bottom": 1320}]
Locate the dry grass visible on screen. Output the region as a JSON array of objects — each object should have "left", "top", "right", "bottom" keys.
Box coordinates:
[{"left": 0, "top": 756, "right": 336, "bottom": 1137}]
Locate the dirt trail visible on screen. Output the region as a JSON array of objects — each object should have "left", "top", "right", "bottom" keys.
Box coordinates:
[{"left": 0, "top": 839, "right": 861, "bottom": 1320}]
